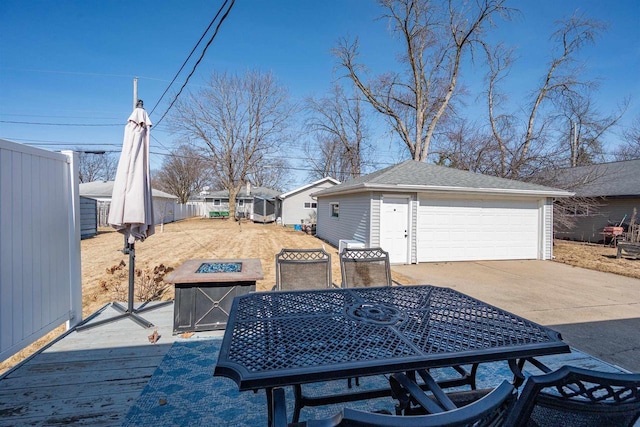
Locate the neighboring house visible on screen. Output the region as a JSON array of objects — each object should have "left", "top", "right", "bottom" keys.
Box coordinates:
[
  {"left": 79, "top": 181, "right": 178, "bottom": 226},
  {"left": 202, "top": 183, "right": 281, "bottom": 223},
  {"left": 79, "top": 196, "right": 97, "bottom": 239},
  {"left": 278, "top": 177, "right": 340, "bottom": 227},
  {"left": 548, "top": 159, "right": 640, "bottom": 242},
  {"left": 312, "top": 160, "right": 572, "bottom": 264}
]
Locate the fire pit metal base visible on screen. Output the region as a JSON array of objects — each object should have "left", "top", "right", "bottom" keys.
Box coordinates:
[{"left": 165, "top": 258, "right": 263, "bottom": 334}]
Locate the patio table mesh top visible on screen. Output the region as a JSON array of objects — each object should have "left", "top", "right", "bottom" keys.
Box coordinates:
[{"left": 216, "top": 285, "right": 568, "bottom": 390}]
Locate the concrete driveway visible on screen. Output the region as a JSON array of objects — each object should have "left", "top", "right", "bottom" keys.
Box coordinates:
[{"left": 392, "top": 260, "right": 640, "bottom": 373}]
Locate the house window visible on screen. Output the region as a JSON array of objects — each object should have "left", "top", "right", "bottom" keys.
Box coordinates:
[
  {"left": 304, "top": 202, "right": 317, "bottom": 209},
  {"left": 564, "top": 204, "right": 589, "bottom": 216},
  {"left": 237, "top": 199, "right": 244, "bottom": 207},
  {"left": 213, "top": 199, "right": 221, "bottom": 206},
  {"left": 331, "top": 203, "right": 339, "bottom": 218}
]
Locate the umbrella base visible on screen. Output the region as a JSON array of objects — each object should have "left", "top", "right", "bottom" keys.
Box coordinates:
[{"left": 76, "top": 300, "right": 173, "bottom": 331}]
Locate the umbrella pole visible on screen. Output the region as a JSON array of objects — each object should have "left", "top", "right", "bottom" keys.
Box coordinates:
[{"left": 76, "top": 237, "right": 172, "bottom": 332}]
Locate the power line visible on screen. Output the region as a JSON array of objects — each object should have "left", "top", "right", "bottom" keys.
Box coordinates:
[
  {"left": 153, "top": 0, "right": 236, "bottom": 128},
  {"left": 148, "top": 0, "right": 231, "bottom": 116},
  {"left": 0, "top": 120, "right": 121, "bottom": 127}
]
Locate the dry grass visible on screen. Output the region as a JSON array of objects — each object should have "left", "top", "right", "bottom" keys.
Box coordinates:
[
  {"left": 553, "top": 239, "right": 640, "bottom": 280},
  {"left": 2, "top": 218, "right": 638, "bottom": 374}
]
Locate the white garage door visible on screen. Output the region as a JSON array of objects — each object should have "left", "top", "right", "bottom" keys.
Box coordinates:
[{"left": 417, "top": 197, "right": 540, "bottom": 262}]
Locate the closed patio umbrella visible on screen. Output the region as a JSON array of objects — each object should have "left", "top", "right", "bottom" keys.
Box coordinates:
[
  {"left": 77, "top": 100, "right": 171, "bottom": 331},
  {"left": 108, "top": 100, "right": 155, "bottom": 244}
]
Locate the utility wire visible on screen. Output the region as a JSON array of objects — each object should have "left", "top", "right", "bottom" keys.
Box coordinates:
[
  {"left": 0, "top": 120, "right": 121, "bottom": 127},
  {"left": 153, "top": 0, "right": 236, "bottom": 128},
  {"left": 148, "top": 0, "right": 231, "bottom": 116}
]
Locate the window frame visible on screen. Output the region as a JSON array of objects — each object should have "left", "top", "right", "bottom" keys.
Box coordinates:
[{"left": 331, "top": 202, "right": 339, "bottom": 218}]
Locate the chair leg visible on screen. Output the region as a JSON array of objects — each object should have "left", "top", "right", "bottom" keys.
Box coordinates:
[
  {"left": 347, "top": 376, "right": 360, "bottom": 388},
  {"left": 292, "top": 384, "right": 303, "bottom": 423}
]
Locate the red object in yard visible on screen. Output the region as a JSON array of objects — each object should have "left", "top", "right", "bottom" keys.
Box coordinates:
[{"left": 603, "top": 226, "right": 624, "bottom": 235}]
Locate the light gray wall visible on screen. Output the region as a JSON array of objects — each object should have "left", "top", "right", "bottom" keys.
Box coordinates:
[
  {"left": 543, "top": 199, "right": 553, "bottom": 260},
  {"left": 555, "top": 198, "right": 639, "bottom": 242},
  {"left": 316, "top": 193, "right": 372, "bottom": 248},
  {"left": 281, "top": 181, "right": 337, "bottom": 226},
  {"left": 80, "top": 196, "right": 97, "bottom": 239}
]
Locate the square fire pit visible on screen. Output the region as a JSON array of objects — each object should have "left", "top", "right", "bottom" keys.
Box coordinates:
[{"left": 165, "top": 258, "right": 263, "bottom": 333}]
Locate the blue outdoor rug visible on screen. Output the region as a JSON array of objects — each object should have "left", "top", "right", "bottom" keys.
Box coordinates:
[{"left": 123, "top": 337, "right": 625, "bottom": 426}]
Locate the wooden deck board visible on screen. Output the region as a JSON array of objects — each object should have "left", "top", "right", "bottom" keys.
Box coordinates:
[{"left": 0, "top": 301, "right": 223, "bottom": 427}]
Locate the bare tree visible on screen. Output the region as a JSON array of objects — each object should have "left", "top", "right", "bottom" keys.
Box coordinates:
[
  {"left": 615, "top": 114, "right": 640, "bottom": 160},
  {"left": 304, "top": 84, "right": 370, "bottom": 181},
  {"left": 433, "top": 116, "right": 496, "bottom": 174},
  {"left": 77, "top": 150, "right": 118, "bottom": 183},
  {"left": 334, "top": 0, "right": 512, "bottom": 161},
  {"left": 485, "top": 13, "right": 607, "bottom": 178},
  {"left": 247, "top": 157, "right": 292, "bottom": 192},
  {"left": 303, "top": 133, "right": 342, "bottom": 181},
  {"left": 555, "top": 90, "right": 627, "bottom": 167},
  {"left": 153, "top": 144, "right": 210, "bottom": 203},
  {"left": 170, "top": 70, "right": 294, "bottom": 218}
]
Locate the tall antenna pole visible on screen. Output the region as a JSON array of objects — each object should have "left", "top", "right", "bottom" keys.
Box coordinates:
[{"left": 133, "top": 77, "right": 138, "bottom": 109}]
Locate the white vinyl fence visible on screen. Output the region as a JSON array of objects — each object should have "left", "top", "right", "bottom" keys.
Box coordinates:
[
  {"left": 96, "top": 200, "right": 205, "bottom": 227},
  {"left": 174, "top": 202, "right": 206, "bottom": 221},
  {"left": 0, "top": 139, "right": 82, "bottom": 362}
]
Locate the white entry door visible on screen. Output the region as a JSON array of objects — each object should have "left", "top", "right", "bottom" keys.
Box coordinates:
[{"left": 381, "top": 196, "right": 409, "bottom": 263}]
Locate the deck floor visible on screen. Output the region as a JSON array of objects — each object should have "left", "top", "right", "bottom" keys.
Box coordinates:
[{"left": 0, "top": 302, "right": 221, "bottom": 426}]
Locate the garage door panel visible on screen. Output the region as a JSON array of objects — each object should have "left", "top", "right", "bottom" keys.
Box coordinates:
[{"left": 418, "top": 197, "right": 539, "bottom": 262}]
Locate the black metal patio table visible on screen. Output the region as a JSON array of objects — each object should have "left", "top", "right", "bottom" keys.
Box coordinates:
[{"left": 214, "top": 285, "right": 570, "bottom": 424}]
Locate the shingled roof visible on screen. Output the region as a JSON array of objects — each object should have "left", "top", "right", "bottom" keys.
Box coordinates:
[
  {"left": 545, "top": 159, "right": 640, "bottom": 198},
  {"left": 312, "top": 160, "right": 572, "bottom": 198},
  {"left": 80, "top": 181, "right": 177, "bottom": 199}
]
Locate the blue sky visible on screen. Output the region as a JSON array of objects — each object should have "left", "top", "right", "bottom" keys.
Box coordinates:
[{"left": 1, "top": 0, "right": 638, "bottom": 190}]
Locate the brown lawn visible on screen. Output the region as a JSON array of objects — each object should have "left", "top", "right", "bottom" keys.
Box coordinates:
[
  {"left": 553, "top": 239, "right": 640, "bottom": 280},
  {"left": 2, "top": 218, "right": 638, "bottom": 374}
]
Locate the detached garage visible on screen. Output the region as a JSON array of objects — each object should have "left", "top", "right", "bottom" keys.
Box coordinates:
[{"left": 313, "top": 160, "right": 572, "bottom": 264}]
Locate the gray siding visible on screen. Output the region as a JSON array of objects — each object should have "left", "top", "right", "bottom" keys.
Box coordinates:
[
  {"left": 316, "top": 193, "right": 372, "bottom": 248},
  {"left": 80, "top": 196, "right": 97, "bottom": 239},
  {"left": 410, "top": 194, "right": 418, "bottom": 263},
  {"left": 543, "top": 199, "right": 553, "bottom": 260},
  {"left": 281, "top": 181, "right": 336, "bottom": 226},
  {"left": 369, "top": 193, "right": 381, "bottom": 246},
  {"left": 555, "top": 198, "right": 639, "bottom": 242}
]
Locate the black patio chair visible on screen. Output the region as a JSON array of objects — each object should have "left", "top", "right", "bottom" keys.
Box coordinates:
[
  {"left": 339, "top": 247, "right": 402, "bottom": 288},
  {"left": 503, "top": 364, "right": 640, "bottom": 426},
  {"left": 271, "top": 381, "right": 516, "bottom": 427},
  {"left": 274, "top": 248, "right": 335, "bottom": 291},
  {"left": 389, "top": 368, "right": 490, "bottom": 416}
]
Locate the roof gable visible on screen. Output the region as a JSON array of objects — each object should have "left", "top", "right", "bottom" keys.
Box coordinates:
[{"left": 279, "top": 177, "right": 340, "bottom": 199}]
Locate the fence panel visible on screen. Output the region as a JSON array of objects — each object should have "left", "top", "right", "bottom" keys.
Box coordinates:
[
  {"left": 174, "top": 202, "right": 206, "bottom": 221},
  {"left": 0, "top": 140, "right": 81, "bottom": 362}
]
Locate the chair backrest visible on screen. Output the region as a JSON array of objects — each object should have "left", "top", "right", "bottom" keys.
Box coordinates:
[
  {"left": 275, "top": 248, "right": 332, "bottom": 291},
  {"left": 505, "top": 365, "right": 640, "bottom": 427},
  {"left": 340, "top": 247, "right": 392, "bottom": 288}
]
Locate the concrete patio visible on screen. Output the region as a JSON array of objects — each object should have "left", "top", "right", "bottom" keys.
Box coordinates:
[{"left": 392, "top": 260, "right": 640, "bottom": 372}]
